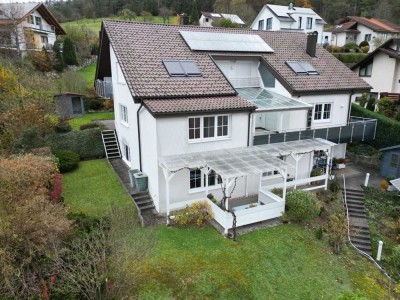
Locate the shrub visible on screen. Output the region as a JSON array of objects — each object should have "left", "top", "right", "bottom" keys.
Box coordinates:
[
  {"left": 315, "top": 227, "right": 324, "bottom": 240},
  {"left": 388, "top": 245, "right": 400, "bottom": 277},
  {"left": 366, "top": 97, "right": 376, "bottom": 111},
  {"left": 377, "top": 97, "right": 396, "bottom": 118},
  {"left": 327, "top": 213, "right": 347, "bottom": 254},
  {"left": 45, "top": 128, "right": 105, "bottom": 159},
  {"left": 104, "top": 99, "right": 114, "bottom": 110},
  {"left": 51, "top": 173, "right": 63, "bottom": 202},
  {"left": 27, "top": 48, "right": 53, "bottom": 72},
  {"left": 285, "top": 189, "right": 320, "bottom": 223},
  {"left": 86, "top": 99, "right": 103, "bottom": 111},
  {"left": 54, "top": 150, "right": 80, "bottom": 172},
  {"left": 343, "top": 42, "right": 359, "bottom": 52},
  {"left": 63, "top": 37, "right": 79, "bottom": 66},
  {"left": 13, "top": 127, "right": 45, "bottom": 152},
  {"left": 329, "top": 181, "right": 341, "bottom": 193},
  {"left": 55, "top": 120, "right": 72, "bottom": 133},
  {"left": 360, "top": 45, "right": 370, "bottom": 53},
  {"left": 271, "top": 187, "right": 283, "bottom": 197},
  {"left": 173, "top": 201, "right": 214, "bottom": 227},
  {"left": 80, "top": 123, "right": 99, "bottom": 130},
  {"left": 359, "top": 41, "right": 369, "bottom": 48},
  {"left": 310, "top": 167, "right": 323, "bottom": 177},
  {"left": 395, "top": 108, "right": 400, "bottom": 122}
]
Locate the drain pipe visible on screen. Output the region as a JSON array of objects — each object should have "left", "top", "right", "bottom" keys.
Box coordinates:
[
  {"left": 136, "top": 100, "right": 144, "bottom": 171},
  {"left": 347, "top": 90, "right": 355, "bottom": 123},
  {"left": 247, "top": 111, "right": 252, "bottom": 146}
]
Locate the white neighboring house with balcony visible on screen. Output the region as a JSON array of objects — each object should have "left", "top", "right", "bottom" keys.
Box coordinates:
[
  {"left": 251, "top": 3, "right": 326, "bottom": 44},
  {"left": 0, "top": 2, "right": 65, "bottom": 55},
  {"left": 95, "top": 21, "right": 375, "bottom": 234}
]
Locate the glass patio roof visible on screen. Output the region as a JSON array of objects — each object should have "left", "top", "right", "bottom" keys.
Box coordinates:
[
  {"left": 390, "top": 178, "right": 400, "bottom": 191},
  {"left": 237, "top": 87, "right": 312, "bottom": 112},
  {"left": 159, "top": 138, "right": 335, "bottom": 180}
]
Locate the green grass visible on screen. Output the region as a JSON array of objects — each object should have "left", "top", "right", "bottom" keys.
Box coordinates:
[
  {"left": 62, "top": 159, "right": 131, "bottom": 218},
  {"left": 62, "top": 16, "right": 173, "bottom": 34},
  {"left": 68, "top": 111, "right": 114, "bottom": 130},
  {"left": 62, "top": 160, "right": 393, "bottom": 299},
  {"left": 78, "top": 63, "right": 96, "bottom": 85}
]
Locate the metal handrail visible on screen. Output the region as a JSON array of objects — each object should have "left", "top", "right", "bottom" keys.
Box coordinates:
[{"left": 341, "top": 174, "right": 396, "bottom": 283}]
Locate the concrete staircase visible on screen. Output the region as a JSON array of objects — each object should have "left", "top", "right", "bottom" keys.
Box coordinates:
[
  {"left": 343, "top": 188, "right": 372, "bottom": 255},
  {"left": 101, "top": 130, "right": 121, "bottom": 159},
  {"left": 131, "top": 191, "right": 155, "bottom": 213}
]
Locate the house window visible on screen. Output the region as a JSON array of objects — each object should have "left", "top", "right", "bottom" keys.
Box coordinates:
[
  {"left": 188, "top": 115, "right": 230, "bottom": 141},
  {"left": 298, "top": 17, "right": 302, "bottom": 29},
  {"left": 306, "top": 17, "right": 313, "bottom": 29},
  {"left": 364, "top": 34, "right": 371, "bottom": 42},
  {"left": 205, "top": 17, "right": 209, "bottom": 22},
  {"left": 190, "top": 169, "right": 222, "bottom": 190},
  {"left": 29, "top": 15, "right": 34, "bottom": 24},
  {"left": 163, "top": 60, "right": 201, "bottom": 77},
  {"left": 123, "top": 143, "right": 130, "bottom": 162},
  {"left": 35, "top": 16, "right": 41, "bottom": 27},
  {"left": 391, "top": 154, "right": 399, "bottom": 168},
  {"left": 382, "top": 33, "right": 388, "bottom": 40},
  {"left": 266, "top": 18, "right": 272, "bottom": 30},
  {"left": 258, "top": 19, "right": 264, "bottom": 30},
  {"left": 120, "top": 104, "right": 128, "bottom": 124},
  {"left": 314, "top": 103, "right": 331, "bottom": 121},
  {"left": 359, "top": 61, "right": 373, "bottom": 77},
  {"left": 41, "top": 36, "right": 48, "bottom": 44}
]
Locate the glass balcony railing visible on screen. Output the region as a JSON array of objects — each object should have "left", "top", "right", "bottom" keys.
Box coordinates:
[{"left": 253, "top": 116, "right": 377, "bottom": 145}]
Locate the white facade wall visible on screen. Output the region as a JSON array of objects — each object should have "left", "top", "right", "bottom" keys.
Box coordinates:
[
  {"left": 110, "top": 45, "right": 141, "bottom": 170},
  {"left": 199, "top": 15, "right": 213, "bottom": 27}
]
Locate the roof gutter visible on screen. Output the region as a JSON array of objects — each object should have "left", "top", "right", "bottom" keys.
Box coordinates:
[{"left": 137, "top": 100, "right": 144, "bottom": 171}]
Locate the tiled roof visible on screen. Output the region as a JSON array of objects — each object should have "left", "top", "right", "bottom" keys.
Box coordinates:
[
  {"left": 347, "top": 16, "right": 400, "bottom": 33},
  {"left": 102, "top": 20, "right": 370, "bottom": 99},
  {"left": 143, "top": 96, "right": 256, "bottom": 116},
  {"left": 332, "top": 22, "right": 360, "bottom": 33}
]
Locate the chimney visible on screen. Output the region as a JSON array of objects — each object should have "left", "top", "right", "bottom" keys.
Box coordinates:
[{"left": 306, "top": 32, "right": 318, "bottom": 57}]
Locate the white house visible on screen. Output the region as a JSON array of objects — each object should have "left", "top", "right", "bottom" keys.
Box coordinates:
[
  {"left": 0, "top": 2, "right": 65, "bottom": 55},
  {"left": 351, "top": 38, "right": 400, "bottom": 100},
  {"left": 331, "top": 16, "right": 400, "bottom": 52},
  {"left": 95, "top": 21, "right": 375, "bottom": 232},
  {"left": 251, "top": 3, "right": 326, "bottom": 44},
  {"left": 199, "top": 12, "right": 245, "bottom": 27}
]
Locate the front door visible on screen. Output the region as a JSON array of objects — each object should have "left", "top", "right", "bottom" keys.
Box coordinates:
[{"left": 71, "top": 97, "right": 82, "bottom": 114}]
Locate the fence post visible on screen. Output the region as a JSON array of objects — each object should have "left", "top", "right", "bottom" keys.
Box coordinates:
[
  {"left": 377, "top": 241, "right": 383, "bottom": 261},
  {"left": 364, "top": 173, "right": 370, "bottom": 187}
]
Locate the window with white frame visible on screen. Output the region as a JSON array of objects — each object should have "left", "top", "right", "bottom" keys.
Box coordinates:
[
  {"left": 266, "top": 18, "right": 273, "bottom": 30},
  {"left": 306, "top": 17, "right": 313, "bottom": 29},
  {"left": 190, "top": 169, "right": 222, "bottom": 190},
  {"left": 120, "top": 104, "right": 128, "bottom": 124},
  {"left": 188, "top": 115, "right": 230, "bottom": 141},
  {"left": 314, "top": 103, "right": 331, "bottom": 121},
  {"left": 35, "top": 16, "right": 41, "bottom": 27},
  {"left": 298, "top": 17, "right": 302, "bottom": 29},
  {"left": 122, "top": 142, "right": 130, "bottom": 162},
  {"left": 364, "top": 34, "right": 371, "bottom": 42},
  {"left": 258, "top": 19, "right": 264, "bottom": 30},
  {"left": 29, "top": 15, "right": 34, "bottom": 24}
]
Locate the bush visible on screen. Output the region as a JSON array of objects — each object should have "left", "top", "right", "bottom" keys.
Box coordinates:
[
  {"left": 310, "top": 168, "right": 323, "bottom": 177},
  {"left": 63, "top": 37, "right": 79, "bottom": 66},
  {"left": 388, "top": 245, "right": 400, "bottom": 277},
  {"left": 395, "top": 108, "right": 400, "bottom": 122},
  {"left": 315, "top": 227, "right": 324, "bottom": 240},
  {"left": 285, "top": 190, "right": 321, "bottom": 223},
  {"left": 45, "top": 128, "right": 105, "bottom": 159},
  {"left": 85, "top": 98, "right": 103, "bottom": 111},
  {"left": 351, "top": 103, "right": 400, "bottom": 148},
  {"left": 359, "top": 41, "right": 369, "bottom": 48},
  {"left": 173, "top": 201, "right": 214, "bottom": 227},
  {"left": 329, "top": 181, "right": 340, "bottom": 193},
  {"left": 343, "top": 42, "right": 359, "bottom": 52},
  {"left": 271, "top": 187, "right": 283, "bottom": 197},
  {"left": 327, "top": 213, "right": 347, "bottom": 254},
  {"left": 51, "top": 173, "right": 63, "bottom": 202},
  {"left": 79, "top": 123, "right": 99, "bottom": 130},
  {"left": 360, "top": 45, "right": 370, "bottom": 53},
  {"left": 366, "top": 97, "right": 376, "bottom": 111},
  {"left": 13, "top": 127, "right": 45, "bottom": 152},
  {"left": 54, "top": 150, "right": 80, "bottom": 172},
  {"left": 377, "top": 97, "right": 396, "bottom": 118},
  {"left": 104, "top": 99, "right": 114, "bottom": 110},
  {"left": 332, "top": 53, "right": 368, "bottom": 64},
  {"left": 27, "top": 49, "right": 53, "bottom": 72},
  {"left": 55, "top": 120, "right": 72, "bottom": 133}
]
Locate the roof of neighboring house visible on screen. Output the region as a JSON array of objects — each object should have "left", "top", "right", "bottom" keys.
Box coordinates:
[
  {"left": 251, "top": 4, "right": 326, "bottom": 27},
  {"left": 54, "top": 92, "right": 85, "bottom": 97},
  {"left": 143, "top": 95, "right": 256, "bottom": 116},
  {"left": 380, "top": 145, "right": 400, "bottom": 152},
  {"left": 96, "top": 21, "right": 370, "bottom": 114},
  {"left": 351, "top": 38, "right": 400, "bottom": 70},
  {"left": 0, "top": 2, "right": 65, "bottom": 35},
  {"left": 332, "top": 21, "right": 360, "bottom": 33},
  {"left": 201, "top": 12, "right": 245, "bottom": 25},
  {"left": 343, "top": 16, "right": 400, "bottom": 33}
]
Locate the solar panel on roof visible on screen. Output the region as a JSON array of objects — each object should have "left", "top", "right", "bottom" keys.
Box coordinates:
[
  {"left": 180, "top": 31, "right": 274, "bottom": 53},
  {"left": 163, "top": 60, "right": 202, "bottom": 77},
  {"left": 286, "top": 61, "right": 319, "bottom": 75}
]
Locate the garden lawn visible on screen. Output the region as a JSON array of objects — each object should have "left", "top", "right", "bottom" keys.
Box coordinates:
[
  {"left": 78, "top": 63, "right": 96, "bottom": 85},
  {"left": 63, "top": 160, "right": 393, "bottom": 299},
  {"left": 68, "top": 111, "right": 114, "bottom": 130},
  {"left": 62, "top": 159, "right": 131, "bottom": 218}
]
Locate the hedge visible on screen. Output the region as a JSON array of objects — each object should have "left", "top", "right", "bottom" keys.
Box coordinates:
[
  {"left": 332, "top": 53, "right": 368, "bottom": 64},
  {"left": 351, "top": 103, "right": 400, "bottom": 148},
  {"left": 46, "top": 128, "right": 105, "bottom": 159}
]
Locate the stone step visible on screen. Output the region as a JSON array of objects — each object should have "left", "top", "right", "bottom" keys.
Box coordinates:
[
  {"left": 134, "top": 194, "right": 151, "bottom": 201},
  {"left": 346, "top": 188, "right": 365, "bottom": 194},
  {"left": 351, "top": 224, "right": 370, "bottom": 231},
  {"left": 348, "top": 212, "right": 366, "bottom": 218},
  {"left": 346, "top": 202, "right": 365, "bottom": 209},
  {"left": 348, "top": 207, "right": 366, "bottom": 213},
  {"left": 350, "top": 231, "right": 370, "bottom": 240},
  {"left": 351, "top": 237, "right": 371, "bottom": 246},
  {"left": 347, "top": 199, "right": 365, "bottom": 205},
  {"left": 140, "top": 204, "right": 155, "bottom": 211},
  {"left": 353, "top": 243, "right": 372, "bottom": 254},
  {"left": 136, "top": 199, "right": 153, "bottom": 206},
  {"left": 131, "top": 191, "right": 149, "bottom": 197}
]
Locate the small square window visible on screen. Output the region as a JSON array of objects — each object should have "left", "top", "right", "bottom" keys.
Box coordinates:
[
  {"left": 190, "top": 169, "right": 202, "bottom": 189},
  {"left": 120, "top": 104, "right": 128, "bottom": 123},
  {"left": 258, "top": 19, "right": 264, "bottom": 30}
]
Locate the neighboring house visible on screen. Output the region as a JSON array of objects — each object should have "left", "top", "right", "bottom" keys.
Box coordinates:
[
  {"left": 54, "top": 92, "right": 85, "bottom": 119},
  {"left": 0, "top": 2, "right": 65, "bottom": 55},
  {"left": 95, "top": 21, "right": 375, "bottom": 232},
  {"left": 379, "top": 145, "right": 400, "bottom": 178},
  {"left": 251, "top": 3, "right": 326, "bottom": 44},
  {"left": 351, "top": 38, "right": 400, "bottom": 100},
  {"left": 331, "top": 16, "right": 400, "bottom": 51},
  {"left": 199, "top": 12, "right": 245, "bottom": 27}
]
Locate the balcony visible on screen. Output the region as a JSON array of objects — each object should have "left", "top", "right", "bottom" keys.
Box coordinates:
[
  {"left": 253, "top": 117, "right": 377, "bottom": 145},
  {"left": 95, "top": 78, "right": 113, "bottom": 99}
]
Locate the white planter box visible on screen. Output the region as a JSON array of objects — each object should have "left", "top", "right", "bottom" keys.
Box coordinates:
[{"left": 337, "top": 163, "right": 346, "bottom": 169}]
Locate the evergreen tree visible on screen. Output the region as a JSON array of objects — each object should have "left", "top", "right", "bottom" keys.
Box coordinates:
[
  {"left": 53, "top": 42, "right": 66, "bottom": 72},
  {"left": 189, "top": 0, "right": 200, "bottom": 25},
  {"left": 62, "top": 37, "right": 79, "bottom": 66}
]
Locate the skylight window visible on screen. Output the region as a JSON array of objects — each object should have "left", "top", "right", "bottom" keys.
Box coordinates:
[
  {"left": 286, "top": 61, "right": 319, "bottom": 75},
  {"left": 163, "top": 60, "right": 201, "bottom": 77}
]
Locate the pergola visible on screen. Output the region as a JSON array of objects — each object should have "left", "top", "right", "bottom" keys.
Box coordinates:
[{"left": 159, "top": 138, "right": 335, "bottom": 223}]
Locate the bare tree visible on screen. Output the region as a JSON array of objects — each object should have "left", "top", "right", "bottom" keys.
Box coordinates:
[
  {"left": 159, "top": 6, "right": 172, "bottom": 24},
  {"left": 0, "top": 3, "right": 27, "bottom": 56}
]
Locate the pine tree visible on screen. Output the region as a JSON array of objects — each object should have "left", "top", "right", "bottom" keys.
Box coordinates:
[
  {"left": 53, "top": 42, "right": 66, "bottom": 72},
  {"left": 63, "top": 37, "right": 78, "bottom": 66},
  {"left": 189, "top": 0, "right": 200, "bottom": 25}
]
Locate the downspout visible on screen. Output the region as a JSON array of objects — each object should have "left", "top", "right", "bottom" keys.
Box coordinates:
[
  {"left": 347, "top": 90, "right": 355, "bottom": 123},
  {"left": 137, "top": 100, "right": 144, "bottom": 171},
  {"left": 247, "top": 111, "right": 252, "bottom": 147}
]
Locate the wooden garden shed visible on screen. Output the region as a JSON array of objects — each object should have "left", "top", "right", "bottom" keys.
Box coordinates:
[
  {"left": 379, "top": 145, "right": 400, "bottom": 178},
  {"left": 54, "top": 92, "right": 85, "bottom": 118}
]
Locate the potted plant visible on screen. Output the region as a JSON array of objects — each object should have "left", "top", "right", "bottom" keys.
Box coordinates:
[
  {"left": 310, "top": 167, "right": 323, "bottom": 185},
  {"left": 207, "top": 193, "right": 217, "bottom": 203},
  {"left": 337, "top": 158, "right": 346, "bottom": 169}
]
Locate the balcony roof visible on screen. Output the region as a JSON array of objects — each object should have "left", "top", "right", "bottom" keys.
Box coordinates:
[
  {"left": 159, "top": 138, "right": 334, "bottom": 180},
  {"left": 237, "top": 87, "right": 312, "bottom": 112}
]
